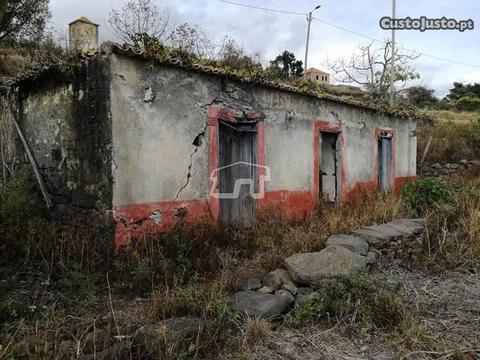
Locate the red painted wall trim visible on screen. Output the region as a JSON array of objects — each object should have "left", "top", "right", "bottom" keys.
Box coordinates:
[
  {"left": 114, "top": 115, "right": 415, "bottom": 246},
  {"left": 207, "top": 105, "right": 265, "bottom": 221},
  {"left": 261, "top": 190, "right": 316, "bottom": 218},
  {"left": 207, "top": 105, "right": 221, "bottom": 221},
  {"left": 113, "top": 198, "right": 211, "bottom": 247},
  {"left": 313, "top": 119, "right": 346, "bottom": 201}
]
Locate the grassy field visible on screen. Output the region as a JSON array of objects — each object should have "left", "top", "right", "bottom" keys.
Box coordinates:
[
  {"left": 418, "top": 110, "right": 480, "bottom": 163},
  {"left": 423, "top": 109, "right": 480, "bottom": 124}
]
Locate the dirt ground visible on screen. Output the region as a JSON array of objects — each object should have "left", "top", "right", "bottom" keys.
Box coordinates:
[{"left": 248, "top": 262, "right": 480, "bottom": 360}]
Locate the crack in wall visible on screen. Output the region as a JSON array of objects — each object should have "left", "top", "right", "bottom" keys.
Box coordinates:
[
  {"left": 151, "top": 80, "right": 259, "bottom": 222},
  {"left": 172, "top": 124, "right": 207, "bottom": 203}
]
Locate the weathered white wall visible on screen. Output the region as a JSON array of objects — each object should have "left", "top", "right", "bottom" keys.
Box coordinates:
[
  {"left": 110, "top": 55, "right": 215, "bottom": 207},
  {"left": 110, "top": 54, "right": 417, "bottom": 208}
]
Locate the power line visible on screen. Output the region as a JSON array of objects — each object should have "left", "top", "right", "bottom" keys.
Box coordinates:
[
  {"left": 312, "top": 17, "right": 480, "bottom": 69},
  {"left": 218, "top": 0, "right": 306, "bottom": 16},
  {"left": 217, "top": 0, "right": 480, "bottom": 69},
  {"left": 312, "top": 17, "right": 381, "bottom": 43}
]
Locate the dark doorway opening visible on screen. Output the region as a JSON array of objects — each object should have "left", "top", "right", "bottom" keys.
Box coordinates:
[
  {"left": 319, "top": 132, "right": 340, "bottom": 202},
  {"left": 218, "top": 121, "right": 258, "bottom": 225},
  {"left": 378, "top": 135, "right": 393, "bottom": 192}
]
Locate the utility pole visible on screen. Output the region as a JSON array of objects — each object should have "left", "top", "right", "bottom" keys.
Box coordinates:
[
  {"left": 390, "top": 0, "right": 396, "bottom": 104},
  {"left": 304, "top": 5, "right": 321, "bottom": 72}
]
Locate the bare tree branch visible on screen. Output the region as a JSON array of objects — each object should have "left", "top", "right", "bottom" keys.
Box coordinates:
[
  {"left": 327, "top": 41, "right": 419, "bottom": 98},
  {"left": 108, "top": 0, "right": 169, "bottom": 48}
]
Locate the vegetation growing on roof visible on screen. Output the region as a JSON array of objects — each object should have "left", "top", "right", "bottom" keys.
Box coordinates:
[{"left": 115, "top": 39, "right": 429, "bottom": 121}]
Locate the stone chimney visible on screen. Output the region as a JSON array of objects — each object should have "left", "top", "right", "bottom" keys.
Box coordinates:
[{"left": 69, "top": 17, "right": 99, "bottom": 53}]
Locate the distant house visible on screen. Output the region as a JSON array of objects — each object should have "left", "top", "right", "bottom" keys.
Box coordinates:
[
  {"left": 304, "top": 67, "right": 330, "bottom": 84},
  {"left": 6, "top": 18, "right": 418, "bottom": 246}
]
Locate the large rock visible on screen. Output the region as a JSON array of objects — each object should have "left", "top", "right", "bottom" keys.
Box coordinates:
[
  {"left": 284, "top": 245, "right": 369, "bottom": 285},
  {"left": 240, "top": 278, "right": 262, "bottom": 291},
  {"left": 275, "top": 289, "right": 295, "bottom": 305},
  {"left": 227, "top": 291, "right": 291, "bottom": 319},
  {"left": 132, "top": 316, "right": 204, "bottom": 358},
  {"left": 363, "top": 224, "right": 403, "bottom": 240},
  {"left": 257, "top": 286, "right": 274, "bottom": 294},
  {"left": 262, "top": 269, "right": 293, "bottom": 290},
  {"left": 326, "top": 234, "right": 369, "bottom": 255},
  {"left": 352, "top": 226, "right": 396, "bottom": 248},
  {"left": 159, "top": 317, "right": 204, "bottom": 339},
  {"left": 282, "top": 282, "right": 298, "bottom": 296},
  {"left": 385, "top": 219, "right": 425, "bottom": 236}
]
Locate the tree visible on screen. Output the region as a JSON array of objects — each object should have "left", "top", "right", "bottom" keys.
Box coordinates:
[
  {"left": 404, "top": 86, "right": 437, "bottom": 108},
  {"left": 328, "top": 41, "right": 420, "bottom": 98},
  {"left": 268, "top": 51, "right": 303, "bottom": 79},
  {"left": 0, "top": 0, "right": 50, "bottom": 44},
  {"left": 168, "top": 23, "right": 214, "bottom": 58},
  {"left": 218, "top": 36, "right": 261, "bottom": 70},
  {"left": 445, "top": 82, "right": 480, "bottom": 101},
  {"left": 109, "top": 0, "right": 169, "bottom": 48}
]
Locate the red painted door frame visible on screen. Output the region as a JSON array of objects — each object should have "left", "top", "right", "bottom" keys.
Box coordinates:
[
  {"left": 207, "top": 105, "right": 265, "bottom": 222},
  {"left": 313, "top": 119, "right": 346, "bottom": 201}
]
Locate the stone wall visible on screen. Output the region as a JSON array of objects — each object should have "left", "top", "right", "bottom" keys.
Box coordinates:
[
  {"left": 418, "top": 160, "right": 480, "bottom": 178},
  {"left": 17, "top": 57, "right": 112, "bottom": 217}
]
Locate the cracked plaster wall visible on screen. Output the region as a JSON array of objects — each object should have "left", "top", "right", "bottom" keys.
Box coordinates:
[{"left": 110, "top": 53, "right": 416, "bottom": 211}]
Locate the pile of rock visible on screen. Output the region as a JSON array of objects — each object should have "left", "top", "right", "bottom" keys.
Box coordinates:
[
  {"left": 419, "top": 160, "right": 480, "bottom": 178},
  {"left": 227, "top": 218, "right": 425, "bottom": 320}
]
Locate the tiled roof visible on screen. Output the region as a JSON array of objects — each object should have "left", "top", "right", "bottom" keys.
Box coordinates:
[{"left": 69, "top": 17, "right": 99, "bottom": 26}]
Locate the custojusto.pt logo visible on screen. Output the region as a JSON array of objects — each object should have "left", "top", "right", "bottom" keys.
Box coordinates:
[{"left": 380, "top": 16, "right": 474, "bottom": 32}]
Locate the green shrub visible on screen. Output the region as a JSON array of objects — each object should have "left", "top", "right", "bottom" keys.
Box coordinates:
[
  {"left": 283, "top": 297, "right": 319, "bottom": 328},
  {"left": 455, "top": 96, "right": 480, "bottom": 112},
  {"left": 402, "top": 177, "right": 455, "bottom": 213},
  {"left": 284, "top": 272, "right": 405, "bottom": 333}
]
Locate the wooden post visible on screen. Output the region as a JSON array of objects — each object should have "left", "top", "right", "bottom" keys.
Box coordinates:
[
  {"left": 7, "top": 98, "right": 53, "bottom": 208},
  {"left": 420, "top": 136, "right": 433, "bottom": 165}
]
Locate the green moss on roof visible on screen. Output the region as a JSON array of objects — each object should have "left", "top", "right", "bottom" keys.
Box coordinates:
[
  {"left": 112, "top": 43, "right": 430, "bottom": 122},
  {"left": 5, "top": 42, "right": 432, "bottom": 123}
]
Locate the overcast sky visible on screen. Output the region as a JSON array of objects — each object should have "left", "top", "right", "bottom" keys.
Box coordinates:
[{"left": 49, "top": 0, "right": 479, "bottom": 96}]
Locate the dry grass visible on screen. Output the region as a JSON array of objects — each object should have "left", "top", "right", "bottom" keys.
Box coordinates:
[
  {"left": 424, "top": 109, "right": 480, "bottom": 124},
  {"left": 0, "top": 50, "right": 29, "bottom": 78},
  {"left": 3, "top": 168, "right": 479, "bottom": 358},
  {"left": 252, "top": 190, "right": 411, "bottom": 269},
  {"left": 413, "top": 176, "right": 480, "bottom": 272},
  {"left": 418, "top": 121, "right": 479, "bottom": 163},
  {"left": 241, "top": 316, "right": 271, "bottom": 349},
  {"left": 417, "top": 109, "right": 480, "bottom": 163}
]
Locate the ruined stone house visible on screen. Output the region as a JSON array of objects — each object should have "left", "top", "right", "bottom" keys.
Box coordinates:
[{"left": 5, "top": 22, "right": 417, "bottom": 246}]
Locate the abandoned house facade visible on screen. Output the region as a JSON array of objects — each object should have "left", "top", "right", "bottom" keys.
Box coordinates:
[{"left": 9, "top": 45, "right": 417, "bottom": 246}]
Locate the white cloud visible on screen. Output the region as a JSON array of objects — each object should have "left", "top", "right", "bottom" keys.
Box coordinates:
[{"left": 50, "top": 0, "right": 480, "bottom": 96}]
